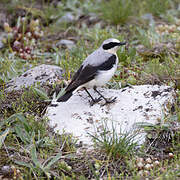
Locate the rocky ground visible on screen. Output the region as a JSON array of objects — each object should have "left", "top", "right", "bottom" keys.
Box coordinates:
[{"left": 0, "top": 0, "right": 180, "bottom": 179}]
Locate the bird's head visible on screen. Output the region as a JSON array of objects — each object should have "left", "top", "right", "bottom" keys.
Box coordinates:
[{"left": 101, "top": 38, "right": 126, "bottom": 54}]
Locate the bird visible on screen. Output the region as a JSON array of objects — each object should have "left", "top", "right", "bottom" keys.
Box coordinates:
[{"left": 57, "top": 38, "right": 126, "bottom": 106}]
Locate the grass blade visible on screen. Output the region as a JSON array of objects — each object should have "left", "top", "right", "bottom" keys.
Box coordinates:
[
  {"left": 44, "top": 152, "right": 62, "bottom": 170},
  {"left": 14, "top": 125, "right": 30, "bottom": 144},
  {"left": 31, "top": 145, "right": 43, "bottom": 169},
  {"left": 15, "top": 160, "right": 32, "bottom": 168},
  {"left": 0, "top": 128, "right": 10, "bottom": 149},
  {"left": 33, "top": 87, "right": 50, "bottom": 100},
  {"left": 56, "top": 87, "right": 66, "bottom": 100}
]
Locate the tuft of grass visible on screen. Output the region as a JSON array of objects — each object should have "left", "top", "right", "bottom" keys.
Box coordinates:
[
  {"left": 135, "top": 24, "right": 161, "bottom": 48},
  {"left": 98, "top": 0, "right": 133, "bottom": 25},
  {"left": 141, "top": 56, "right": 180, "bottom": 86},
  {"left": 0, "top": 87, "right": 50, "bottom": 117},
  {"left": 0, "top": 113, "right": 49, "bottom": 147},
  {"left": 15, "top": 145, "right": 62, "bottom": 179},
  {"left": 144, "top": 0, "right": 171, "bottom": 17},
  {"left": 80, "top": 24, "right": 126, "bottom": 45},
  {"left": 0, "top": 50, "right": 41, "bottom": 85},
  {"left": 136, "top": 112, "right": 180, "bottom": 156},
  {"left": 89, "top": 120, "right": 139, "bottom": 160},
  {"left": 0, "top": 53, "right": 19, "bottom": 83}
]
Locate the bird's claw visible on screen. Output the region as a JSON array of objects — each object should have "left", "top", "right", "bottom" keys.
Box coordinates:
[
  {"left": 50, "top": 103, "right": 58, "bottom": 107},
  {"left": 89, "top": 97, "right": 102, "bottom": 106},
  {"left": 101, "top": 97, "right": 117, "bottom": 106}
]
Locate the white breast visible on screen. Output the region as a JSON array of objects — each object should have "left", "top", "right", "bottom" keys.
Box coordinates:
[
  {"left": 76, "top": 55, "right": 118, "bottom": 90},
  {"left": 80, "top": 63, "right": 117, "bottom": 89},
  {"left": 94, "top": 64, "right": 117, "bottom": 86}
]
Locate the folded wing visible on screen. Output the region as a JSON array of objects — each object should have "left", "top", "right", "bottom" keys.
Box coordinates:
[{"left": 57, "top": 54, "right": 116, "bottom": 102}]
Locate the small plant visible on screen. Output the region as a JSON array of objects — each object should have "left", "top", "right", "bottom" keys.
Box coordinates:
[
  {"left": 0, "top": 86, "right": 50, "bottom": 116},
  {"left": 89, "top": 120, "right": 139, "bottom": 160},
  {"left": 15, "top": 145, "right": 62, "bottom": 179},
  {"left": 3, "top": 17, "right": 44, "bottom": 60},
  {"left": 0, "top": 113, "right": 50, "bottom": 148},
  {"left": 60, "top": 0, "right": 95, "bottom": 16},
  {"left": 144, "top": 0, "right": 170, "bottom": 17},
  {"left": 136, "top": 113, "right": 180, "bottom": 155},
  {"left": 0, "top": 113, "right": 76, "bottom": 179},
  {"left": 98, "top": 0, "right": 133, "bottom": 24},
  {"left": 32, "top": 85, "right": 66, "bottom": 103},
  {"left": 0, "top": 55, "right": 18, "bottom": 83},
  {"left": 135, "top": 23, "right": 163, "bottom": 48}
]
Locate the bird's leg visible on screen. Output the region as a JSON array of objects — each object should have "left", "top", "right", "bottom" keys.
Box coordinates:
[
  {"left": 83, "top": 87, "right": 101, "bottom": 106},
  {"left": 93, "top": 86, "right": 117, "bottom": 105}
]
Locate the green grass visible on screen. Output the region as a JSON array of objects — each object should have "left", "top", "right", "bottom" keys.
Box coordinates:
[
  {"left": 97, "top": 0, "right": 177, "bottom": 25},
  {"left": 0, "top": 0, "right": 180, "bottom": 179},
  {"left": 0, "top": 53, "right": 22, "bottom": 83},
  {"left": 144, "top": 0, "right": 171, "bottom": 16},
  {"left": 90, "top": 119, "right": 139, "bottom": 160},
  {"left": 0, "top": 113, "right": 76, "bottom": 179},
  {"left": 98, "top": 0, "right": 134, "bottom": 25}
]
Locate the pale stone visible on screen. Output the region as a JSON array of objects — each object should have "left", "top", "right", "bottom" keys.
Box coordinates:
[
  {"left": 47, "top": 85, "right": 176, "bottom": 147},
  {"left": 5, "top": 64, "right": 63, "bottom": 91}
]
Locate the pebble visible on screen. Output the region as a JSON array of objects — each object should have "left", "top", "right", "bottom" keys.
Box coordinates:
[
  {"left": 1, "top": 165, "right": 13, "bottom": 175},
  {"left": 56, "top": 39, "right": 75, "bottom": 49},
  {"left": 168, "top": 152, "right": 174, "bottom": 158},
  {"left": 145, "top": 157, "right": 152, "bottom": 164},
  {"left": 144, "top": 163, "right": 152, "bottom": 170},
  {"left": 57, "top": 12, "right": 76, "bottom": 24},
  {"left": 154, "top": 160, "right": 160, "bottom": 166},
  {"left": 137, "top": 162, "right": 144, "bottom": 170}
]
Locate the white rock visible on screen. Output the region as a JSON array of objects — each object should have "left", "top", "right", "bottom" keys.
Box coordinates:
[
  {"left": 47, "top": 85, "right": 175, "bottom": 147},
  {"left": 5, "top": 64, "right": 63, "bottom": 91},
  {"left": 57, "top": 12, "right": 76, "bottom": 24},
  {"left": 56, "top": 39, "right": 75, "bottom": 49}
]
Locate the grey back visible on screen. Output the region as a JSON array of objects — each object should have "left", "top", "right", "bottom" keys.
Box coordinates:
[{"left": 82, "top": 48, "right": 114, "bottom": 68}]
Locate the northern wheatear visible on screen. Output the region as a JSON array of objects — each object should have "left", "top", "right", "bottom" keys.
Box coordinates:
[{"left": 57, "top": 38, "right": 126, "bottom": 105}]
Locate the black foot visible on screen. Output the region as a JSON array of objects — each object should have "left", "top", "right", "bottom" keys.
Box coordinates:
[
  {"left": 89, "top": 97, "right": 102, "bottom": 106},
  {"left": 101, "top": 97, "right": 117, "bottom": 106},
  {"left": 50, "top": 103, "right": 59, "bottom": 107}
]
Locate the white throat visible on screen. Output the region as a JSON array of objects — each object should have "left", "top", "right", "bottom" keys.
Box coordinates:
[{"left": 104, "top": 47, "right": 119, "bottom": 55}]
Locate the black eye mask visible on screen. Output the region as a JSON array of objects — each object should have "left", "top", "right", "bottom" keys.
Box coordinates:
[{"left": 102, "top": 42, "right": 126, "bottom": 50}]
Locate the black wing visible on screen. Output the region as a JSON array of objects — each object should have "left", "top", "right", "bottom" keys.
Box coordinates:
[
  {"left": 98, "top": 54, "right": 116, "bottom": 70},
  {"left": 57, "top": 65, "right": 97, "bottom": 102},
  {"left": 65, "top": 64, "right": 97, "bottom": 92},
  {"left": 65, "top": 54, "right": 117, "bottom": 92}
]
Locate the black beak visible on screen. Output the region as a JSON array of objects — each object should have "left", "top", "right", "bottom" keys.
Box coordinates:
[{"left": 118, "top": 42, "right": 126, "bottom": 46}]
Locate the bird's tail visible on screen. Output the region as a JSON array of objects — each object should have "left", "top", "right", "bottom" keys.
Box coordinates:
[{"left": 57, "top": 90, "right": 73, "bottom": 102}]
